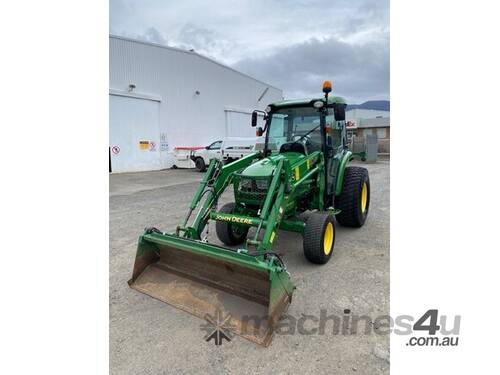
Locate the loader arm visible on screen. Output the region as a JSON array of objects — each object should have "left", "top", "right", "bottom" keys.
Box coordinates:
[
  {"left": 177, "top": 152, "right": 261, "bottom": 239},
  {"left": 254, "top": 152, "right": 325, "bottom": 252},
  {"left": 246, "top": 158, "right": 286, "bottom": 252}
]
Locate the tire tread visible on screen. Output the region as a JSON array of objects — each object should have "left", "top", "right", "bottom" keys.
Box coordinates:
[
  {"left": 303, "top": 213, "right": 335, "bottom": 264},
  {"left": 335, "top": 166, "right": 369, "bottom": 227}
]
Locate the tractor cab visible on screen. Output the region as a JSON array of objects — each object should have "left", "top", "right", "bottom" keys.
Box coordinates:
[
  {"left": 252, "top": 82, "right": 347, "bottom": 158},
  {"left": 251, "top": 81, "right": 349, "bottom": 204}
]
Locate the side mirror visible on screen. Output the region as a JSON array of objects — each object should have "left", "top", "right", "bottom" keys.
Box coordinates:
[
  {"left": 334, "top": 103, "right": 346, "bottom": 121},
  {"left": 205, "top": 146, "right": 210, "bottom": 150},
  {"left": 251, "top": 111, "right": 258, "bottom": 127},
  {"left": 256, "top": 127, "right": 264, "bottom": 137}
]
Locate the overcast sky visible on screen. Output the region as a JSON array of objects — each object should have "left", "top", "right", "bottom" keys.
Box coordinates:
[{"left": 110, "top": 0, "right": 389, "bottom": 103}]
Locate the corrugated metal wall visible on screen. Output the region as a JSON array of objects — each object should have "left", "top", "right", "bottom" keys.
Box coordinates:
[{"left": 109, "top": 35, "right": 282, "bottom": 171}]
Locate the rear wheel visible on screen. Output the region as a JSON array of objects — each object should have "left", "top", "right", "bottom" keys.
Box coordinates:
[
  {"left": 194, "top": 157, "right": 206, "bottom": 172},
  {"left": 303, "top": 213, "right": 336, "bottom": 264},
  {"left": 215, "top": 202, "right": 249, "bottom": 246},
  {"left": 335, "top": 166, "right": 370, "bottom": 227}
]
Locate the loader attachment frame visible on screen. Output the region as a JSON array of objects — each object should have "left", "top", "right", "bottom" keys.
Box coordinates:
[
  {"left": 128, "top": 84, "right": 357, "bottom": 347},
  {"left": 176, "top": 153, "right": 262, "bottom": 240},
  {"left": 128, "top": 149, "right": 327, "bottom": 346}
]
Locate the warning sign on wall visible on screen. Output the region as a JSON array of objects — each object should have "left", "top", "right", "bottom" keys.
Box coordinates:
[
  {"left": 139, "top": 141, "right": 149, "bottom": 150},
  {"left": 160, "top": 132, "right": 169, "bottom": 151}
]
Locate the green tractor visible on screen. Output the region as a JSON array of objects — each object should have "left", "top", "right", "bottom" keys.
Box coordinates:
[{"left": 128, "top": 81, "right": 370, "bottom": 346}]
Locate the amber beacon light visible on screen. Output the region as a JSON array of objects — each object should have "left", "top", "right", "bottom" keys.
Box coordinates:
[{"left": 322, "top": 80, "right": 332, "bottom": 94}]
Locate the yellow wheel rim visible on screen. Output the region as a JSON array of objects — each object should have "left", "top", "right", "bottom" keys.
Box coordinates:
[
  {"left": 361, "top": 182, "right": 368, "bottom": 213},
  {"left": 323, "top": 222, "right": 334, "bottom": 255}
]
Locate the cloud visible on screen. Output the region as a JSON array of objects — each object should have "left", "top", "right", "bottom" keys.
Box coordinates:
[
  {"left": 233, "top": 35, "right": 389, "bottom": 103},
  {"left": 172, "top": 24, "right": 236, "bottom": 62},
  {"left": 139, "top": 27, "right": 168, "bottom": 45},
  {"left": 110, "top": 26, "right": 169, "bottom": 46},
  {"left": 109, "top": 0, "right": 389, "bottom": 102}
]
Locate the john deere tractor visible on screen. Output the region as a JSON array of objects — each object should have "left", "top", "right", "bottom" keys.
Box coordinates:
[{"left": 128, "top": 81, "right": 370, "bottom": 346}]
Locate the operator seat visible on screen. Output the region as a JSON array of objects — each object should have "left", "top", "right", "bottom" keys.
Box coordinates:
[{"left": 279, "top": 142, "right": 307, "bottom": 155}]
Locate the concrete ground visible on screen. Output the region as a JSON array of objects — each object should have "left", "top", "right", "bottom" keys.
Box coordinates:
[{"left": 110, "top": 160, "right": 390, "bottom": 375}]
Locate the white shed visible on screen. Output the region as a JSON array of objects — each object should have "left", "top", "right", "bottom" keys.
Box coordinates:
[{"left": 109, "top": 35, "right": 282, "bottom": 173}]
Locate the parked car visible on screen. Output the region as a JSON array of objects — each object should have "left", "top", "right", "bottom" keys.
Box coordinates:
[
  {"left": 189, "top": 140, "right": 222, "bottom": 171},
  {"left": 190, "top": 137, "right": 257, "bottom": 172}
]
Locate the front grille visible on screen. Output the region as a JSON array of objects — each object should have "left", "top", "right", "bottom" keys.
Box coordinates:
[{"left": 237, "top": 178, "right": 269, "bottom": 202}]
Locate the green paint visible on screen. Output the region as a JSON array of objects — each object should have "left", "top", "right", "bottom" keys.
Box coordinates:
[{"left": 334, "top": 150, "right": 353, "bottom": 196}]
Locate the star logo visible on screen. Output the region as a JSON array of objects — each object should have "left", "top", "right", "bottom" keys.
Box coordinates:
[{"left": 200, "top": 310, "right": 235, "bottom": 346}]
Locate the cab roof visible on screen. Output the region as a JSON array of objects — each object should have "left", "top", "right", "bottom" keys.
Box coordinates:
[{"left": 270, "top": 96, "right": 346, "bottom": 108}]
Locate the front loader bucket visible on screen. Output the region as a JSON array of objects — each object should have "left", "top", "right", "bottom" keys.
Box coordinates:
[{"left": 128, "top": 232, "right": 295, "bottom": 346}]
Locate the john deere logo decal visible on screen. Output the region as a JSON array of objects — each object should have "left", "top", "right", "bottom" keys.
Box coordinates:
[{"left": 215, "top": 214, "right": 252, "bottom": 225}]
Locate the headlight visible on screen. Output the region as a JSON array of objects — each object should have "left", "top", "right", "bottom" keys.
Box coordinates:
[{"left": 239, "top": 178, "right": 253, "bottom": 191}]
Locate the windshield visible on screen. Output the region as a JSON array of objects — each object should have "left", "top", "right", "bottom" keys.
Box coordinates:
[{"left": 266, "top": 106, "right": 340, "bottom": 154}]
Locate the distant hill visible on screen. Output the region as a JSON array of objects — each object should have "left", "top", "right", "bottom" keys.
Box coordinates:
[{"left": 346, "top": 100, "right": 390, "bottom": 111}]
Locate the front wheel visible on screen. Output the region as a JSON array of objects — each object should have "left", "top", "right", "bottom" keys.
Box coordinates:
[
  {"left": 335, "top": 166, "right": 370, "bottom": 227},
  {"left": 215, "top": 203, "right": 249, "bottom": 246},
  {"left": 303, "top": 213, "right": 336, "bottom": 264}
]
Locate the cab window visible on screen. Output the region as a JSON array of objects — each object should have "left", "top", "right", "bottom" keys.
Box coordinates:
[{"left": 326, "top": 109, "right": 342, "bottom": 149}]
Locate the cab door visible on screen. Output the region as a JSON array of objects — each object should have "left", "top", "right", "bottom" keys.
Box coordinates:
[{"left": 323, "top": 109, "right": 344, "bottom": 197}]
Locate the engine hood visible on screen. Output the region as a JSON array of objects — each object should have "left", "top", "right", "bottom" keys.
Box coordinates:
[{"left": 240, "top": 152, "right": 306, "bottom": 178}]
